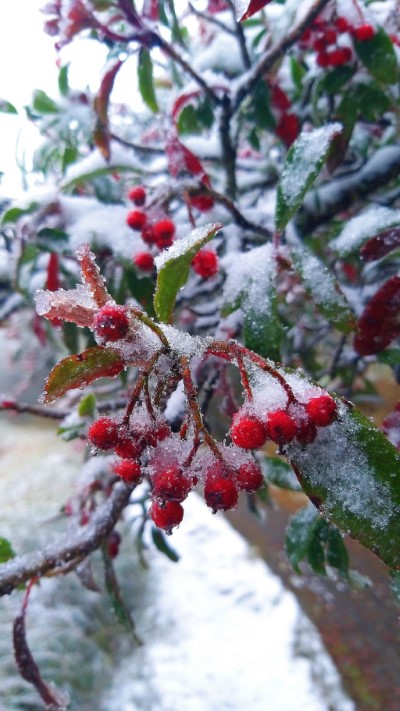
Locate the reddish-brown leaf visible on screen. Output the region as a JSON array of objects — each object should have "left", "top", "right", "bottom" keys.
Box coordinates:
[
  {"left": 76, "top": 243, "right": 110, "bottom": 307},
  {"left": 237, "top": 0, "right": 273, "bottom": 22},
  {"left": 354, "top": 276, "right": 400, "bottom": 355},
  {"left": 360, "top": 226, "right": 400, "bottom": 262}
]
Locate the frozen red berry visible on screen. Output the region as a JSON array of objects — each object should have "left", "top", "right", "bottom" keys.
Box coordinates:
[
  {"left": 113, "top": 458, "right": 142, "bottom": 483},
  {"left": 236, "top": 461, "right": 264, "bottom": 493},
  {"left": 190, "top": 194, "right": 214, "bottom": 212},
  {"left": 230, "top": 412, "right": 267, "bottom": 449},
  {"left": 150, "top": 500, "right": 184, "bottom": 531},
  {"left": 191, "top": 250, "right": 219, "bottom": 279},
  {"left": 134, "top": 252, "right": 154, "bottom": 272},
  {"left": 152, "top": 465, "right": 192, "bottom": 502},
  {"left": 335, "top": 17, "right": 349, "bottom": 33},
  {"left": 141, "top": 225, "right": 157, "bottom": 245},
  {"left": 145, "top": 422, "right": 171, "bottom": 447},
  {"left": 128, "top": 186, "right": 146, "bottom": 206},
  {"left": 153, "top": 219, "right": 175, "bottom": 248},
  {"left": 88, "top": 416, "right": 119, "bottom": 450},
  {"left": 316, "top": 52, "right": 329, "bottom": 67},
  {"left": 204, "top": 476, "right": 238, "bottom": 512},
  {"left": 126, "top": 209, "right": 147, "bottom": 231},
  {"left": 326, "top": 48, "right": 352, "bottom": 66},
  {"left": 114, "top": 434, "right": 143, "bottom": 460},
  {"left": 306, "top": 395, "right": 337, "bottom": 427},
  {"left": 265, "top": 409, "right": 297, "bottom": 444},
  {"left": 352, "top": 24, "right": 375, "bottom": 42},
  {"left": 93, "top": 304, "right": 130, "bottom": 342},
  {"left": 295, "top": 416, "right": 317, "bottom": 445}
]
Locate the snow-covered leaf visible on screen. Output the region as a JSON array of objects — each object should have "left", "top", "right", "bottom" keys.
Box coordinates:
[
  {"left": 275, "top": 124, "right": 342, "bottom": 231},
  {"left": 243, "top": 286, "right": 283, "bottom": 361},
  {"left": 291, "top": 247, "right": 356, "bottom": 333},
  {"left": 285, "top": 504, "right": 320, "bottom": 573},
  {"left": 331, "top": 207, "right": 400, "bottom": 256},
  {"left": 1, "top": 202, "right": 39, "bottom": 225},
  {"left": 154, "top": 223, "right": 221, "bottom": 323},
  {"left": 138, "top": 48, "right": 159, "bottom": 114},
  {"left": 43, "top": 346, "right": 125, "bottom": 403},
  {"left": 354, "top": 27, "right": 398, "bottom": 85},
  {"left": 287, "top": 403, "right": 400, "bottom": 570}
]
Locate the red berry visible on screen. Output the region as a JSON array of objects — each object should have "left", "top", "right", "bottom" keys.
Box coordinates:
[
  {"left": 326, "top": 48, "right": 352, "bottom": 66},
  {"left": 236, "top": 461, "right": 264, "bottom": 493},
  {"left": 153, "top": 219, "right": 175, "bottom": 248},
  {"left": 335, "top": 17, "right": 349, "bottom": 33},
  {"left": 265, "top": 409, "right": 297, "bottom": 444},
  {"left": 306, "top": 395, "right": 337, "bottom": 427},
  {"left": 93, "top": 304, "right": 130, "bottom": 342},
  {"left": 128, "top": 186, "right": 146, "bottom": 206},
  {"left": 230, "top": 412, "right": 267, "bottom": 449},
  {"left": 114, "top": 434, "right": 143, "bottom": 460},
  {"left": 313, "top": 37, "right": 326, "bottom": 52},
  {"left": 190, "top": 194, "right": 214, "bottom": 212},
  {"left": 352, "top": 24, "right": 375, "bottom": 42},
  {"left": 316, "top": 52, "right": 329, "bottom": 67},
  {"left": 107, "top": 530, "right": 121, "bottom": 559},
  {"left": 295, "top": 416, "right": 318, "bottom": 445},
  {"left": 152, "top": 465, "right": 192, "bottom": 502},
  {"left": 126, "top": 209, "right": 147, "bottom": 231},
  {"left": 276, "top": 113, "right": 299, "bottom": 147},
  {"left": 141, "top": 225, "right": 157, "bottom": 245},
  {"left": 324, "top": 29, "right": 337, "bottom": 45},
  {"left": 113, "top": 458, "right": 142, "bottom": 483},
  {"left": 150, "top": 500, "right": 184, "bottom": 531},
  {"left": 191, "top": 250, "right": 219, "bottom": 279},
  {"left": 134, "top": 252, "right": 154, "bottom": 272},
  {"left": 204, "top": 474, "right": 238, "bottom": 512},
  {"left": 88, "top": 417, "right": 119, "bottom": 450},
  {"left": 145, "top": 422, "right": 171, "bottom": 447}
]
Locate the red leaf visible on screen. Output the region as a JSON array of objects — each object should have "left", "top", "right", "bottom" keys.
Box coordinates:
[
  {"left": 93, "top": 59, "right": 124, "bottom": 160},
  {"left": 172, "top": 90, "right": 203, "bottom": 122},
  {"left": 13, "top": 580, "right": 70, "bottom": 708},
  {"left": 166, "top": 135, "right": 208, "bottom": 179},
  {"left": 360, "top": 226, "right": 400, "bottom": 262},
  {"left": 46, "top": 253, "right": 60, "bottom": 292},
  {"left": 76, "top": 244, "right": 110, "bottom": 307},
  {"left": 354, "top": 276, "right": 400, "bottom": 355},
  {"left": 237, "top": 0, "right": 273, "bottom": 22}
]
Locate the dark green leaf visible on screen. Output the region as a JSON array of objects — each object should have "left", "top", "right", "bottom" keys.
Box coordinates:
[
  {"left": 36, "top": 228, "right": 69, "bottom": 253},
  {"left": 354, "top": 82, "right": 391, "bottom": 121},
  {"left": 320, "top": 65, "right": 354, "bottom": 94},
  {"left": 177, "top": 104, "right": 202, "bottom": 135},
  {"left": 32, "top": 89, "right": 59, "bottom": 114},
  {"left": 151, "top": 527, "right": 180, "bottom": 562},
  {"left": 78, "top": 393, "right": 96, "bottom": 418},
  {"left": 1, "top": 202, "right": 39, "bottom": 225},
  {"left": 243, "top": 289, "right": 283, "bottom": 361},
  {"left": 275, "top": 124, "right": 341, "bottom": 230},
  {"left": 286, "top": 402, "right": 400, "bottom": 570},
  {"left": 58, "top": 64, "right": 70, "bottom": 97},
  {"left": 125, "top": 269, "right": 155, "bottom": 317},
  {"left": 62, "top": 322, "right": 79, "bottom": 354},
  {"left": 62, "top": 145, "right": 78, "bottom": 173},
  {"left": 261, "top": 456, "right": 301, "bottom": 491},
  {"left": 285, "top": 504, "right": 319, "bottom": 573},
  {"left": 290, "top": 57, "right": 306, "bottom": 93},
  {"left": 0, "top": 99, "right": 17, "bottom": 114},
  {"left": 291, "top": 246, "right": 356, "bottom": 333},
  {"left": 138, "top": 48, "right": 159, "bottom": 114},
  {"left": 306, "top": 518, "right": 328, "bottom": 576},
  {"left": 43, "top": 346, "right": 125, "bottom": 403},
  {"left": 0, "top": 537, "right": 15, "bottom": 563},
  {"left": 326, "top": 527, "right": 349, "bottom": 578},
  {"left": 154, "top": 223, "right": 221, "bottom": 323},
  {"left": 102, "top": 547, "right": 143, "bottom": 644},
  {"left": 354, "top": 27, "right": 398, "bottom": 85},
  {"left": 248, "top": 80, "right": 275, "bottom": 130},
  {"left": 378, "top": 348, "right": 400, "bottom": 366}
]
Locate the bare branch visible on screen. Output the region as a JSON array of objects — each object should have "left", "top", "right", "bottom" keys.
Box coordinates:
[{"left": 0, "top": 482, "right": 133, "bottom": 597}]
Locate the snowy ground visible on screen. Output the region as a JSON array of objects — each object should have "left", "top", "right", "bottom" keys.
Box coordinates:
[{"left": 0, "top": 416, "right": 354, "bottom": 710}]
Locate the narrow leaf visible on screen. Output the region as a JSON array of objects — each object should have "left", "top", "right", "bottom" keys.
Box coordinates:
[
  {"left": 0, "top": 98, "right": 17, "bottom": 114},
  {"left": 138, "top": 48, "right": 159, "bottom": 114},
  {"left": 151, "top": 527, "right": 180, "bottom": 562},
  {"left": 237, "top": 0, "right": 273, "bottom": 22},
  {"left": 102, "top": 547, "right": 143, "bottom": 644},
  {"left": 1, "top": 202, "right": 39, "bottom": 225},
  {"left": 32, "top": 89, "right": 59, "bottom": 114},
  {"left": 354, "top": 28, "right": 398, "bottom": 85},
  {"left": 154, "top": 223, "right": 221, "bottom": 323},
  {"left": 275, "top": 123, "right": 342, "bottom": 230},
  {"left": 286, "top": 402, "right": 400, "bottom": 570},
  {"left": 58, "top": 64, "right": 70, "bottom": 96},
  {"left": 43, "top": 346, "right": 125, "bottom": 403},
  {"left": 291, "top": 247, "right": 356, "bottom": 333}
]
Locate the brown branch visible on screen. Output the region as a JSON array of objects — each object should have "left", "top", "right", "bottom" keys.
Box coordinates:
[
  {"left": 0, "top": 482, "right": 133, "bottom": 597},
  {"left": 188, "top": 3, "right": 235, "bottom": 36},
  {"left": 233, "top": 0, "right": 331, "bottom": 112}
]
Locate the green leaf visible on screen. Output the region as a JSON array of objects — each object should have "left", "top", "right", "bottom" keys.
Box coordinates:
[
  {"left": 248, "top": 80, "right": 275, "bottom": 130},
  {"left": 275, "top": 123, "right": 342, "bottom": 231},
  {"left": 151, "top": 527, "right": 180, "bottom": 562},
  {"left": 326, "top": 527, "right": 349, "bottom": 579},
  {"left": 0, "top": 99, "right": 17, "bottom": 114},
  {"left": 36, "top": 228, "right": 69, "bottom": 253},
  {"left": 43, "top": 346, "right": 125, "bottom": 403},
  {"left": 78, "top": 393, "right": 96, "bottom": 418},
  {"left": 306, "top": 518, "right": 328, "bottom": 576},
  {"left": 58, "top": 64, "right": 70, "bottom": 97},
  {"left": 354, "top": 27, "right": 398, "bottom": 85},
  {"left": 137, "top": 48, "right": 159, "bottom": 114},
  {"left": 243, "top": 288, "right": 283, "bottom": 361},
  {"left": 1, "top": 202, "right": 39, "bottom": 225},
  {"left": 0, "top": 537, "right": 15, "bottom": 563},
  {"left": 32, "top": 89, "right": 59, "bottom": 114},
  {"left": 378, "top": 348, "right": 400, "bottom": 366},
  {"left": 261, "top": 456, "right": 301, "bottom": 491},
  {"left": 354, "top": 82, "right": 391, "bottom": 122},
  {"left": 125, "top": 269, "right": 155, "bottom": 318},
  {"left": 154, "top": 222, "right": 222, "bottom": 323},
  {"left": 291, "top": 246, "right": 356, "bottom": 333},
  {"left": 102, "top": 547, "right": 143, "bottom": 644},
  {"left": 62, "top": 322, "right": 79, "bottom": 354},
  {"left": 320, "top": 65, "right": 354, "bottom": 94},
  {"left": 286, "top": 402, "right": 400, "bottom": 570},
  {"left": 285, "top": 504, "right": 319, "bottom": 573},
  {"left": 290, "top": 57, "right": 306, "bottom": 93}
]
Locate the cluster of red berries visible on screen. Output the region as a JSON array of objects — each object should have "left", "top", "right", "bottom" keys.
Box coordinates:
[
  {"left": 230, "top": 394, "right": 338, "bottom": 450},
  {"left": 126, "top": 185, "right": 219, "bottom": 279},
  {"left": 300, "top": 14, "right": 375, "bottom": 68},
  {"left": 127, "top": 185, "right": 176, "bottom": 274}
]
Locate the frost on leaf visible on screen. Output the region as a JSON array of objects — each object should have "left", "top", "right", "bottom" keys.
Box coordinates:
[
  {"left": 35, "top": 284, "right": 97, "bottom": 327},
  {"left": 76, "top": 244, "right": 110, "bottom": 307},
  {"left": 331, "top": 207, "right": 400, "bottom": 256}
]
